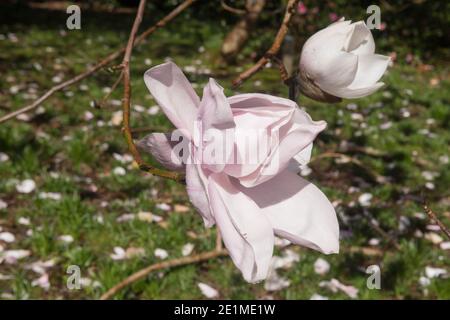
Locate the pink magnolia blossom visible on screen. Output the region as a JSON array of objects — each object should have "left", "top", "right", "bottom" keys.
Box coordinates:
[{"left": 139, "top": 62, "right": 339, "bottom": 282}]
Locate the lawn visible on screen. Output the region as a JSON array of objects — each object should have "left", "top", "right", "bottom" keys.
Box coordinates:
[{"left": 0, "top": 2, "right": 449, "bottom": 299}]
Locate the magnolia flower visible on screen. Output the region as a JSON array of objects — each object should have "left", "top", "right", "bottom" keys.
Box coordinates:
[
  {"left": 138, "top": 62, "right": 339, "bottom": 282},
  {"left": 298, "top": 18, "right": 390, "bottom": 102}
]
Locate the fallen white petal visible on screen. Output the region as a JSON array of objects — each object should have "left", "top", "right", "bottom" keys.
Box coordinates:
[
  {"left": 154, "top": 248, "right": 168, "bottom": 260},
  {"left": 274, "top": 237, "right": 291, "bottom": 248},
  {"left": 0, "top": 152, "right": 9, "bottom": 162},
  {"left": 26, "top": 258, "right": 57, "bottom": 274},
  {"left": 424, "top": 232, "right": 443, "bottom": 245},
  {"left": 110, "top": 247, "right": 126, "bottom": 260},
  {"left": 0, "top": 232, "right": 15, "bottom": 243},
  {"left": 419, "top": 276, "right": 431, "bottom": 287},
  {"left": 440, "top": 242, "right": 450, "bottom": 250},
  {"left": 113, "top": 166, "right": 126, "bottom": 176},
  {"left": 18, "top": 217, "right": 30, "bottom": 225},
  {"left": 116, "top": 213, "right": 135, "bottom": 222},
  {"left": 425, "top": 266, "right": 447, "bottom": 278},
  {"left": 358, "top": 193, "right": 372, "bottom": 207},
  {"left": 2, "top": 250, "right": 31, "bottom": 264},
  {"left": 271, "top": 249, "right": 300, "bottom": 270},
  {"left": 156, "top": 203, "right": 171, "bottom": 211},
  {"left": 111, "top": 110, "right": 123, "bottom": 126},
  {"left": 310, "top": 293, "right": 329, "bottom": 300},
  {"left": 0, "top": 199, "right": 7, "bottom": 210},
  {"left": 58, "top": 235, "right": 74, "bottom": 244},
  {"left": 38, "top": 192, "right": 62, "bottom": 201},
  {"left": 137, "top": 211, "right": 154, "bottom": 223},
  {"left": 314, "top": 257, "right": 330, "bottom": 275},
  {"left": 198, "top": 282, "right": 219, "bottom": 298},
  {"left": 264, "top": 271, "right": 291, "bottom": 291},
  {"left": 31, "top": 273, "right": 50, "bottom": 290},
  {"left": 147, "top": 105, "right": 160, "bottom": 115},
  {"left": 320, "top": 278, "right": 358, "bottom": 298},
  {"left": 16, "top": 179, "right": 36, "bottom": 193},
  {"left": 181, "top": 243, "right": 194, "bottom": 256}
]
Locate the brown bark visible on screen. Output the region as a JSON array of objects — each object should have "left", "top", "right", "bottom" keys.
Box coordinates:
[{"left": 220, "top": 0, "right": 266, "bottom": 62}]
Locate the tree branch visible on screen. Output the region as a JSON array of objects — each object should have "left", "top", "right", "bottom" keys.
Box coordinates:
[
  {"left": 231, "top": 0, "right": 299, "bottom": 87},
  {"left": 220, "top": 0, "right": 246, "bottom": 15},
  {"left": 119, "top": 0, "right": 184, "bottom": 183},
  {"left": 100, "top": 246, "right": 227, "bottom": 300},
  {"left": 424, "top": 204, "right": 450, "bottom": 240},
  {"left": 0, "top": 0, "right": 197, "bottom": 124}
]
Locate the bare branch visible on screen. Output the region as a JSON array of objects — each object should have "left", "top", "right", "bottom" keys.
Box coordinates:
[
  {"left": 119, "top": 0, "right": 184, "bottom": 183},
  {"left": 100, "top": 249, "right": 227, "bottom": 300},
  {"left": 98, "top": 71, "right": 124, "bottom": 108},
  {"left": 0, "top": 0, "right": 197, "bottom": 124},
  {"left": 424, "top": 204, "right": 450, "bottom": 240},
  {"left": 221, "top": 0, "right": 246, "bottom": 15},
  {"left": 231, "top": 0, "right": 299, "bottom": 87}
]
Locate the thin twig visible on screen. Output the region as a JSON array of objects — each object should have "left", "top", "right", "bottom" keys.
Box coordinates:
[
  {"left": 220, "top": 0, "right": 246, "bottom": 15},
  {"left": 368, "top": 218, "right": 401, "bottom": 250},
  {"left": 231, "top": 0, "right": 299, "bottom": 87},
  {"left": 120, "top": 0, "right": 184, "bottom": 183},
  {"left": 424, "top": 204, "right": 450, "bottom": 240},
  {"left": 0, "top": 0, "right": 197, "bottom": 124},
  {"left": 100, "top": 248, "right": 227, "bottom": 300},
  {"left": 98, "top": 71, "right": 124, "bottom": 108}
]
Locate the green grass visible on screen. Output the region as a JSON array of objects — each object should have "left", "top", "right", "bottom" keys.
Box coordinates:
[{"left": 0, "top": 4, "right": 449, "bottom": 300}]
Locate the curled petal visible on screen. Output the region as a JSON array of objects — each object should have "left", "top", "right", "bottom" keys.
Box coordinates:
[
  {"left": 293, "top": 142, "right": 313, "bottom": 166},
  {"left": 186, "top": 165, "right": 215, "bottom": 227},
  {"left": 223, "top": 94, "right": 296, "bottom": 178},
  {"left": 343, "top": 21, "right": 371, "bottom": 52},
  {"left": 197, "top": 79, "right": 235, "bottom": 173},
  {"left": 144, "top": 62, "right": 200, "bottom": 137},
  {"left": 239, "top": 169, "right": 339, "bottom": 254},
  {"left": 349, "top": 54, "right": 390, "bottom": 89},
  {"left": 198, "top": 78, "right": 235, "bottom": 131},
  {"left": 208, "top": 174, "right": 274, "bottom": 282},
  {"left": 137, "top": 132, "right": 187, "bottom": 171},
  {"left": 238, "top": 109, "right": 326, "bottom": 187},
  {"left": 324, "top": 82, "right": 385, "bottom": 99}
]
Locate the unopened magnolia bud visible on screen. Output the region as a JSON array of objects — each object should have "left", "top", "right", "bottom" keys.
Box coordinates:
[{"left": 298, "top": 18, "right": 390, "bottom": 101}]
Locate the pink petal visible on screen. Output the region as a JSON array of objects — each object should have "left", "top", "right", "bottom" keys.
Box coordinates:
[
  {"left": 186, "top": 165, "right": 215, "bottom": 227},
  {"left": 293, "top": 142, "right": 313, "bottom": 166},
  {"left": 224, "top": 94, "right": 296, "bottom": 178},
  {"left": 314, "top": 52, "right": 358, "bottom": 90},
  {"left": 239, "top": 169, "right": 339, "bottom": 254},
  {"left": 324, "top": 82, "right": 385, "bottom": 99},
  {"left": 348, "top": 54, "right": 390, "bottom": 89},
  {"left": 208, "top": 173, "right": 274, "bottom": 282},
  {"left": 198, "top": 78, "right": 234, "bottom": 131},
  {"left": 238, "top": 109, "right": 326, "bottom": 187},
  {"left": 343, "top": 21, "right": 371, "bottom": 52},
  {"left": 137, "top": 132, "right": 187, "bottom": 171},
  {"left": 196, "top": 79, "right": 235, "bottom": 173},
  {"left": 144, "top": 62, "right": 200, "bottom": 137}
]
